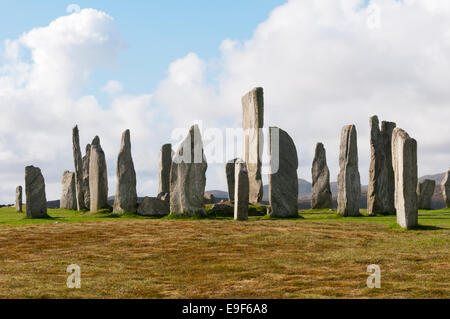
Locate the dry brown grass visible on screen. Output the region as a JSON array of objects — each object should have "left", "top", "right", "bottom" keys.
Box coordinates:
[{"left": 0, "top": 219, "right": 448, "bottom": 299}]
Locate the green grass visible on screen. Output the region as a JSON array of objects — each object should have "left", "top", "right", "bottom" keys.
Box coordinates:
[{"left": 2, "top": 206, "right": 449, "bottom": 229}]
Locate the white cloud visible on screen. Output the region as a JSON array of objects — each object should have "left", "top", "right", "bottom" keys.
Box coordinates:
[
  {"left": 1, "top": 0, "right": 450, "bottom": 204},
  {"left": 101, "top": 80, "right": 123, "bottom": 95}
]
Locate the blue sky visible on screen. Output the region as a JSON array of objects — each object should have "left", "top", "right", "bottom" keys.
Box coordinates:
[{"left": 0, "top": 0, "right": 284, "bottom": 96}]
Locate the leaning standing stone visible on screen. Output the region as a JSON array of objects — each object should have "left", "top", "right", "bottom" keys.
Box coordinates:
[
  {"left": 337, "top": 125, "right": 361, "bottom": 217},
  {"left": 89, "top": 136, "right": 108, "bottom": 212},
  {"left": 392, "top": 128, "right": 418, "bottom": 229},
  {"left": 442, "top": 168, "right": 450, "bottom": 208},
  {"left": 82, "top": 144, "right": 91, "bottom": 209},
  {"left": 311, "top": 142, "right": 332, "bottom": 209},
  {"left": 417, "top": 179, "right": 436, "bottom": 210},
  {"left": 234, "top": 159, "right": 249, "bottom": 221},
  {"left": 170, "top": 125, "right": 207, "bottom": 216},
  {"left": 242, "top": 87, "right": 264, "bottom": 204},
  {"left": 72, "top": 125, "right": 87, "bottom": 211},
  {"left": 15, "top": 186, "right": 22, "bottom": 212},
  {"left": 226, "top": 158, "right": 239, "bottom": 201},
  {"left": 113, "top": 130, "right": 137, "bottom": 213},
  {"left": 158, "top": 144, "right": 172, "bottom": 200},
  {"left": 268, "top": 127, "right": 299, "bottom": 218},
  {"left": 367, "top": 116, "right": 396, "bottom": 215},
  {"left": 60, "top": 171, "right": 77, "bottom": 210},
  {"left": 25, "top": 166, "right": 47, "bottom": 218}
]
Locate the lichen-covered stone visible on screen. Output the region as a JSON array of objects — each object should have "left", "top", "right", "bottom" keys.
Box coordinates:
[
  {"left": 15, "top": 186, "right": 22, "bottom": 212},
  {"left": 311, "top": 143, "right": 332, "bottom": 209},
  {"left": 367, "top": 116, "right": 396, "bottom": 215},
  {"left": 25, "top": 166, "right": 47, "bottom": 218},
  {"left": 225, "top": 158, "right": 239, "bottom": 201},
  {"left": 392, "top": 128, "right": 418, "bottom": 229},
  {"left": 60, "top": 171, "right": 77, "bottom": 210},
  {"left": 242, "top": 87, "right": 264, "bottom": 204},
  {"left": 442, "top": 168, "right": 450, "bottom": 208},
  {"left": 170, "top": 125, "right": 207, "bottom": 216},
  {"left": 337, "top": 125, "right": 361, "bottom": 217},
  {"left": 158, "top": 144, "right": 172, "bottom": 198},
  {"left": 72, "top": 125, "right": 87, "bottom": 211},
  {"left": 82, "top": 144, "right": 91, "bottom": 209},
  {"left": 417, "top": 179, "right": 435, "bottom": 210},
  {"left": 137, "top": 197, "right": 169, "bottom": 216},
  {"left": 268, "top": 127, "right": 299, "bottom": 218},
  {"left": 89, "top": 136, "right": 108, "bottom": 212},
  {"left": 113, "top": 130, "right": 137, "bottom": 213}
]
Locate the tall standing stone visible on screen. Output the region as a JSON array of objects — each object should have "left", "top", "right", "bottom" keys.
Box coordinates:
[
  {"left": 60, "top": 171, "right": 77, "bottom": 210},
  {"left": 89, "top": 136, "right": 108, "bottom": 212},
  {"left": 442, "top": 168, "right": 450, "bottom": 208},
  {"left": 25, "top": 166, "right": 47, "bottom": 218},
  {"left": 392, "top": 128, "right": 418, "bottom": 229},
  {"left": 72, "top": 125, "right": 87, "bottom": 211},
  {"left": 337, "top": 125, "right": 361, "bottom": 217},
  {"left": 226, "top": 158, "right": 239, "bottom": 201},
  {"left": 234, "top": 159, "right": 249, "bottom": 221},
  {"left": 170, "top": 125, "right": 207, "bottom": 216},
  {"left": 15, "top": 186, "right": 22, "bottom": 212},
  {"left": 311, "top": 143, "right": 332, "bottom": 209},
  {"left": 242, "top": 87, "right": 264, "bottom": 204},
  {"left": 158, "top": 144, "right": 172, "bottom": 199},
  {"left": 417, "top": 179, "right": 436, "bottom": 210},
  {"left": 268, "top": 127, "right": 299, "bottom": 218},
  {"left": 82, "top": 144, "right": 91, "bottom": 209},
  {"left": 113, "top": 130, "right": 137, "bottom": 213},
  {"left": 367, "top": 116, "right": 396, "bottom": 215}
]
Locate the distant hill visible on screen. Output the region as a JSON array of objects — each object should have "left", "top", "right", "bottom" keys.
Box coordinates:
[{"left": 419, "top": 173, "right": 445, "bottom": 184}]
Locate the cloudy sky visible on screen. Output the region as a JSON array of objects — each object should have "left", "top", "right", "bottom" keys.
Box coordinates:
[{"left": 0, "top": 0, "right": 449, "bottom": 204}]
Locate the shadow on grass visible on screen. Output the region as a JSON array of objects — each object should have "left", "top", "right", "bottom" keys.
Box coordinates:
[{"left": 389, "top": 223, "right": 444, "bottom": 231}]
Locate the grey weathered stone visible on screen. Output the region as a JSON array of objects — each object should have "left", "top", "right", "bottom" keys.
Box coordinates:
[
  {"left": 442, "top": 168, "right": 450, "bottom": 208},
  {"left": 225, "top": 158, "right": 239, "bottom": 201},
  {"left": 113, "top": 130, "right": 137, "bottom": 213},
  {"left": 15, "top": 186, "right": 22, "bottom": 212},
  {"left": 210, "top": 202, "right": 234, "bottom": 217},
  {"left": 417, "top": 179, "right": 436, "bottom": 210},
  {"left": 204, "top": 193, "right": 216, "bottom": 204},
  {"left": 311, "top": 142, "right": 332, "bottom": 209},
  {"left": 392, "top": 128, "right": 418, "bottom": 229},
  {"left": 25, "top": 166, "right": 47, "bottom": 218},
  {"left": 72, "top": 125, "right": 87, "bottom": 211},
  {"left": 242, "top": 87, "right": 264, "bottom": 204},
  {"left": 268, "top": 127, "right": 299, "bottom": 218},
  {"left": 170, "top": 125, "right": 207, "bottom": 216},
  {"left": 137, "top": 197, "right": 169, "bottom": 216},
  {"left": 82, "top": 144, "right": 91, "bottom": 209},
  {"left": 367, "top": 116, "right": 397, "bottom": 215},
  {"left": 337, "top": 125, "right": 361, "bottom": 217},
  {"left": 157, "top": 192, "right": 170, "bottom": 202},
  {"left": 60, "top": 171, "right": 77, "bottom": 210},
  {"left": 234, "top": 159, "right": 249, "bottom": 221},
  {"left": 158, "top": 144, "right": 172, "bottom": 198},
  {"left": 89, "top": 136, "right": 108, "bottom": 212}
]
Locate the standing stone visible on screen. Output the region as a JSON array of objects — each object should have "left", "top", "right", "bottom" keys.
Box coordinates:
[
  {"left": 157, "top": 144, "right": 172, "bottom": 200},
  {"left": 311, "top": 143, "right": 332, "bottom": 209},
  {"left": 60, "top": 171, "right": 77, "bottom": 210},
  {"left": 15, "top": 186, "right": 22, "bottom": 212},
  {"left": 137, "top": 197, "right": 169, "bottom": 217},
  {"left": 417, "top": 179, "right": 436, "bottom": 210},
  {"left": 442, "top": 168, "right": 450, "bottom": 208},
  {"left": 113, "top": 130, "right": 137, "bottom": 213},
  {"left": 25, "top": 166, "right": 47, "bottom": 218},
  {"left": 89, "top": 136, "right": 108, "bottom": 212},
  {"left": 234, "top": 159, "right": 249, "bottom": 221},
  {"left": 82, "top": 144, "right": 91, "bottom": 209},
  {"left": 367, "top": 116, "right": 397, "bottom": 215},
  {"left": 242, "top": 87, "right": 264, "bottom": 204},
  {"left": 268, "top": 127, "right": 299, "bottom": 218},
  {"left": 337, "top": 125, "right": 361, "bottom": 217},
  {"left": 72, "top": 125, "right": 87, "bottom": 211},
  {"left": 225, "top": 158, "right": 239, "bottom": 201},
  {"left": 170, "top": 125, "right": 207, "bottom": 216},
  {"left": 392, "top": 128, "right": 418, "bottom": 229}
]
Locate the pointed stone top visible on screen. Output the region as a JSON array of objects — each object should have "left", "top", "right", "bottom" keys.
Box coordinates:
[
  {"left": 315, "top": 142, "right": 325, "bottom": 150},
  {"left": 91, "top": 136, "right": 100, "bottom": 146},
  {"left": 85, "top": 144, "right": 91, "bottom": 154},
  {"left": 73, "top": 124, "right": 79, "bottom": 131}
]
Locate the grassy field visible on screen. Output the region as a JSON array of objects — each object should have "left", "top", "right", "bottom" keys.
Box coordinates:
[{"left": 0, "top": 206, "right": 448, "bottom": 299}]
